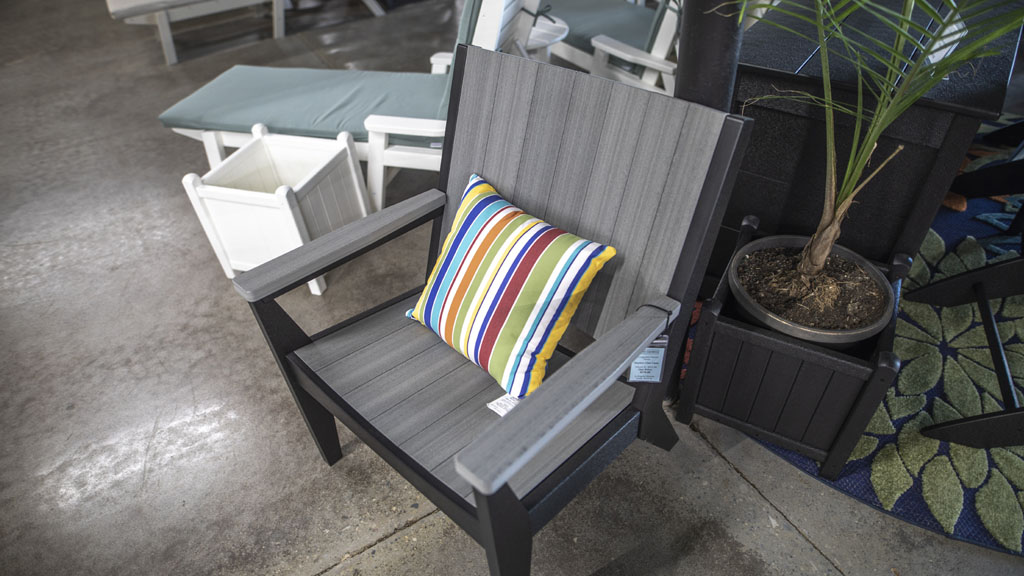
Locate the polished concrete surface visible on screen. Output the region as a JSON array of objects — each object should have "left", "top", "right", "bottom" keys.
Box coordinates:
[{"left": 0, "top": 1, "right": 1021, "bottom": 574}]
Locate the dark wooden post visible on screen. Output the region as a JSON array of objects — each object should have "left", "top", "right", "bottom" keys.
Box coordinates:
[{"left": 675, "top": 0, "right": 745, "bottom": 112}]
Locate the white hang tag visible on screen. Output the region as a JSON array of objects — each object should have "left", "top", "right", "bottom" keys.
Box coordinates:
[{"left": 487, "top": 394, "right": 521, "bottom": 417}]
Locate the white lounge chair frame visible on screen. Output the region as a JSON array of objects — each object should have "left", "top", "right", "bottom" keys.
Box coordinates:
[{"left": 548, "top": 0, "right": 679, "bottom": 95}]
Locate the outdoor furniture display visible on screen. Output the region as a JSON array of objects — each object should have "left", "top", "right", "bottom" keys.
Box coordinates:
[
  {"left": 183, "top": 125, "right": 370, "bottom": 295},
  {"left": 233, "top": 46, "right": 751, "bottom": 575},
  {"left": 106, "top": 0, "right": 286, "bottom": 65},
  {"left": 546, "top": 0, "right": 678, "bottom": 94},
  {"left": 675, "top": 2, "right": 1020, "bottom": 480},
  {"left": 158, "top": 0, "right": 532, "bottom": 213}
]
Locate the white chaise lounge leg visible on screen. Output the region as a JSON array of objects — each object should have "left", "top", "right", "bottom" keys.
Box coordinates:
[
  {"left": 201, "top": 131, "right": 228, "bottom": 168},
  {"left": 272, "top": 0, "right": 284, "bottom": 38},
  {"left": 154, "top": 10, "right": 177, "bottom": 65},
  {"left": 366, "top": 130, "right": 387, "bottom": 213},
  {"left": 361, "top": 0, "right": 386, "bottom": 17}
]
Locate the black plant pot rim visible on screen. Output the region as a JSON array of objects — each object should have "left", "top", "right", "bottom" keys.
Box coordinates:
[{"left": 727, "top": 235, "right": 895, "bottom": 345}]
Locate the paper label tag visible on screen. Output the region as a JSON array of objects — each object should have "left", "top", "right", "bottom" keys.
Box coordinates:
[
  {"left": 628, "top": 347, "right": 666, "bottom": 383},
  {"left": 430, "top": 142, "right": 443, "bottom": 149},
  {"left": 487, "top": 394, "right": 521, "bottom": 417}
]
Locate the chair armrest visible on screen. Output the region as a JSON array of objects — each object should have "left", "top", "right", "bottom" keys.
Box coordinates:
[
  {"left": 430, "top": 52, "right": 454, "bottom": 74},
  {"left": 364, "top": 115, "right": 448, "bottom": 138},
  {"left": 454, "top": 295, "right": 681, "bottom": 495},
  {"left": 233, "top": 189, "right": 446, "bottom": 302},
  {"left": 591, "top": 35, "right": 677, "bottom": 75}
]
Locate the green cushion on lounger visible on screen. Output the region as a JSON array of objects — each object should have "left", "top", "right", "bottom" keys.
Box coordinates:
[
  {"left": 158, "top": 66, "right": 451, "bottom": 143},
  {"left": 549, "top": 0, "right": 659, "bottom": 55}
]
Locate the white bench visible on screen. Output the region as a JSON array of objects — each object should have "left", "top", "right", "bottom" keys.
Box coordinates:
[{"left": 106, "top": 0, "right": 287, "bottom": 65}]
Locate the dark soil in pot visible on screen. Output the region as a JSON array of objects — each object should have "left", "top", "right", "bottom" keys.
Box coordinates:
[{"left": 736, "top": 247, "right": 887, "bottom": 330}]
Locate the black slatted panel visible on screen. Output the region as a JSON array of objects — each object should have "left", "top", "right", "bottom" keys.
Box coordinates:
[
  {"left": 801, "top": 371, "right": 864, "bottom": 451},
  {"left": 774, "top": 363, "right": 834, "bottom": 440},
  {"left": 697, "top": 332, "right": 741, "bottom": 412},
  {"left": 747, "top": 351, "right": 803, "bottom": 430},
  {"left": 721, "top": 342, "right": 773, "bottom": 421}
]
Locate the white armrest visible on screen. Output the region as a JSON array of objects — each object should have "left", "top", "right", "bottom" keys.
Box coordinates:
[
  {"left": 430, "top": 51, "right": 454, "bottom": 74},
  {"left": 364, "top": 115, "right": 447, "bottom": 138},
  {"left": 591, "top": 35, "right": 677, "bottom": 75}
]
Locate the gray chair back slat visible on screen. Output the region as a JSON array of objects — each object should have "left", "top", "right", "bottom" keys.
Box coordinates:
[{"left": 443, "top": 47, "right": 730, "bottom": 338}]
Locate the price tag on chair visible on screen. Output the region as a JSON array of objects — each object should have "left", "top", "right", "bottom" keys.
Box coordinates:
[{"left": 628, "top": 334, "right": 668, "bottom": 383}]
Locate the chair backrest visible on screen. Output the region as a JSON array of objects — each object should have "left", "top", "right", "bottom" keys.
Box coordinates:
[
  {"left": 439, "top": 0, "right": 530, "bottom": 118},
  {"left": 440, "top": 46, "right": 751, "bottom": 338}
]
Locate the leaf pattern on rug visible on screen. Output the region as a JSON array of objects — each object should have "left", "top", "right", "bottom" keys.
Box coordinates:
[{"left": 854, "top": 230, "right": 1024, "bottom": 553}]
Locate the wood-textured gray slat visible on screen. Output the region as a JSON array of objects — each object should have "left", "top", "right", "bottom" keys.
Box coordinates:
[
  {"left": 235, "top": 189, "right": 446, "bottom": 302},
  {"left": 297, "top": 294, "right": 418, "bottom": 370},
  {"left": 402, "top": 387, "right": 503, "bottom": 471},
  {"left": 697, "top": 331, "right": 741, "bottom": 412},
  {"left": 774, "top": 363, "right": 834, "bottom": 440},
  {"left": 569, "top": 84, "right": 651, "bottom": 335},
  {"left": 314, "top": 324, "right": 440, "bottom": 397},
  {"left": 370, "top": 362, "right": 496, "bottom": 446},
  {"left": 432, "top": 454, "right": 478, "bottom": 504},
  {"left": 504, "top": 64, "right": 575, "bottom": 209},
  {"left": 479, "top": 55, "right": 538, "bottom": 198},
  {"left": 507, "top": 381, "right": 634, "bottom": 498},
  {"left": 627, "top": 106, "right": 725, "bottom": 315},
  {"left": 721, "top": 342, "right": 773, "bottom": 422},
  {"left": 801, "top": 371, "right": 863, "bottom": 451},
  {"left": 344, "top": 340, "right": 469, "bottom": 420},
  {"left": 443, "top": 52, "right": 502, "bottom": 235},
  {"left": 746, "top": 351, "right": 803, "bottom": 430},
  {"left": 541, "top": 80, "right": 613, "bottom": 228},
  {"left": 445, "top": 48, "right": 731, "bottom": 339},
  {"left": 592, "top": 95, "right": 689, "bottom": 336},
  {"left": 455, "top": 295, "right": 679, "bottom": 495}
]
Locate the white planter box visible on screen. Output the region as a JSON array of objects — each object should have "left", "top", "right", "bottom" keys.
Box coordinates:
[{"left": 183, "top": 125, "right": 370, "bottom": 295}]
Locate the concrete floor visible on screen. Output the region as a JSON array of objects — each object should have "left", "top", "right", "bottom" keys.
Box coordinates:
[{"left": 0, "top": 0, "right": 1021, "bottom": 574}]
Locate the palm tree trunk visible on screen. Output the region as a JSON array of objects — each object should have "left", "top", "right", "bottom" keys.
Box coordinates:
[{"left": 797, "top": 215, "right": 843, "bottom": 277}]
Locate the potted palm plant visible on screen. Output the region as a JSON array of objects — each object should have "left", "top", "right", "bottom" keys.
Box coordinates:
[
  {"left": 676, "top": 0, "right": 1023, "bottom": 480},
  {"left": 728, "top": 0, "right": 1024, "bottom": 346}
]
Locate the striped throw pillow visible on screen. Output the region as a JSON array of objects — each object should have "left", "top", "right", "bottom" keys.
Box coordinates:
[{"left": 407, "top": 174, "right": 616, "bottom": 398}]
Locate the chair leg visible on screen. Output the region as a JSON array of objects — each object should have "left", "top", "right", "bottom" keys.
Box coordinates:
[
  {"left": 250, "top": 299, "right": 342, "bottom": 465},
  {"left": 475, "top": 485, "right": 532, "bottom": 576}
]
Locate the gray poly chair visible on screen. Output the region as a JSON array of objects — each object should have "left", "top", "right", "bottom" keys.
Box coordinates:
[{"left": 234, "top": 46, "right": 751, "bottom": 575}]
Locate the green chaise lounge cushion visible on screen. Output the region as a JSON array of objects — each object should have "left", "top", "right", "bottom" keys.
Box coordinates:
[{"left": 158, "top": 65, "right": 450, "bottom": 143}]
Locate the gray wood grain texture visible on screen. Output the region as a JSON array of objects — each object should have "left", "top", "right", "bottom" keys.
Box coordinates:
[
  {"left": 444, "top": 48, "right": 729, "bottom": 339},
  {"left": 234, "top": 189, "right": 445, "bottom": 302},
  {"left": 289, "top": 294, "right": 653, "bottom": 504},
  {"left": 454, "top": 295, "right": 680, "bottom": 495}
]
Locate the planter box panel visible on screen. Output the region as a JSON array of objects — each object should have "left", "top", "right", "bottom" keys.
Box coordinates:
[
  {"left": 720, "top": 342, "right": 773, "bottom": 422},
  {"left": 802, "top": 371, "right": 864, "bottom": 452},
  {"left": 747, "top": 351, "right": 803, "bottom": 430},
  {"left": 774, "top": 362, "right": 833, "bottom": 442},
  {"left": 696, "top": 331, "right": 743, "bottom": 412}
]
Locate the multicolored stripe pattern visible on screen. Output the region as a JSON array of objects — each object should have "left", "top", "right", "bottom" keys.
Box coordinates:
[{"left": 408, "top": 174, "right": 616, "bottom": 398}]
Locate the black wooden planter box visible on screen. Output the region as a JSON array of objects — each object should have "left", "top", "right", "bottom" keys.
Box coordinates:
[
  {"left": 681, "top": 219, "right": 908, "bottom": 480},
  {"left": 674, "top": 5, "right": 1019, "bottom": 479}
]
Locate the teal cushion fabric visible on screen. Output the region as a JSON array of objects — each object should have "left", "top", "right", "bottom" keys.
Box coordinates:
[
  {"left": 548, "top": 0, "right": 659, "bottom": 55},
  {"left": 158, "top": 66, "right": 450, "bottom": 143}
]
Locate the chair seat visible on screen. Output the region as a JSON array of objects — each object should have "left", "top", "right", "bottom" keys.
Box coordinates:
[
  {"left": 158, "top": 65, "right": 450, "bottom": 144},
  {"left": 550, "top": 0, "right": 658, "bottom": 55},
  {"left": 289, "top": 293, "right": 636, "bottom": 504}
]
